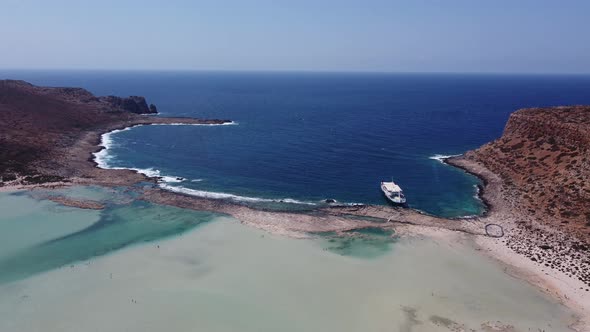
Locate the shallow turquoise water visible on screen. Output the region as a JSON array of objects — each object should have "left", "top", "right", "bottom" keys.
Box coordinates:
[
  {"left": 0, "top": 187, "right": 579, "bottom": 331},
  {"left": 0, "top": 189, "right": 221, "bottom": 284},
  {"left": 0, "top": 187, "right": 396, "bottom": 284},
  {"left": 0, "top": 191, "right": 101, "bottom": 260},
  {"left": 312, "top": 227, "right": 396, "bottom": 258},
  {"left": 0, "top": 219, "right": 578, "bottom": 332}
]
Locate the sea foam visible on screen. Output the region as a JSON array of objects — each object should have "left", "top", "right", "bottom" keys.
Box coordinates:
[
  {"left": 94, "top": 121, "right": 318, "bottom": 206},
  {"left": 125, "top": 167, "right": 186, "bottom": 183},
  {"left": 429, "top": 154, "right": 462, "bottom": 163},
  {"left": 94, "top": 127, "right": 132, "bottom": 168},
  {"left": 159, "top": 184, "right": 317, "bottom": 206},
  {"left": 148, "top": 121, "right": 238, "bottom": 126},
  {"left": 93, "top": 122, "right": 237, "bottom": 170}
]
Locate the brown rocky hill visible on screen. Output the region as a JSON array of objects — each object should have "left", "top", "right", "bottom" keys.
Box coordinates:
[
  {"left": 463, "top": 106, "right": 590, "bottom": 238},
  {"left": 0, "top": 80, "right": 156, "bottom": 181}
]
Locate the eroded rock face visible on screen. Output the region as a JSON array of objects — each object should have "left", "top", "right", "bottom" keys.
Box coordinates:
[
  {"left": 149, "top": 104, "right": 158, "bottom": 114},
  {"left": 99, "top": 96, "right": 157, "bottom": 114},
  {"left": 465, "top": 106, "right": 590, "bottom": 236}
]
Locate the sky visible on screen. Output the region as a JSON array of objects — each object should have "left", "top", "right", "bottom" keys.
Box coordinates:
[{"left": 1, "top": 0, "right": 589, "bottom": 73}]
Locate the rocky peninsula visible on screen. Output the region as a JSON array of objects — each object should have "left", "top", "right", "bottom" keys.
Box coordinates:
[
  {"left": 1, "top": 80, "right": 589, "bottom": 330},
  {"left": 0, "top": 80, "right": 231, "bottom": 187}
]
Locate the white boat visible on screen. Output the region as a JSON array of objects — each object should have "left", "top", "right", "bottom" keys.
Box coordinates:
[{"left": 381, "top": 180, "right": 406, "bottom": 204}]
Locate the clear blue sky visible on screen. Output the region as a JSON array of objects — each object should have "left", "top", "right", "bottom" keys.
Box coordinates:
[{"left": 2, "top": 0, "right": 589, "bottom": 73}]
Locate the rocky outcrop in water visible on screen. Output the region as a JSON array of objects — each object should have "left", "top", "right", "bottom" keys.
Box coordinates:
[
  {"left": 99, "top": 96, "right": 157, "bottom": 114},
  {"left": 149, "top": 104, "right": 158, "bottom": 114}
]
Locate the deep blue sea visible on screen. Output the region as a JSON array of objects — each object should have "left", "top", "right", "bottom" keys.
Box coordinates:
[{"left": 5, "top": 70, "right": 590, "bottom": 217}]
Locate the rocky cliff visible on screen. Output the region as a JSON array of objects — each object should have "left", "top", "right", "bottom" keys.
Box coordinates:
[
  {"left": 0, "top": 80, "right": 161, "bottom": 180},
  {"left": 464, "top": 106, "right": 590, "bottom": 237},
  {"left": 99, "top": 95, "right": 158, "bottom": 114}
]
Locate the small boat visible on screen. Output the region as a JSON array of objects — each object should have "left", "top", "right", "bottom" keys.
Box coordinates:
[{"left": 381, "top": 180, "right": 406, "bottom": 204}]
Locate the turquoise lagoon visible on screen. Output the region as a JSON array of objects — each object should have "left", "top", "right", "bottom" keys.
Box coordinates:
[{"left": 0, "top": 187, "right": 579, "bottom": 331}]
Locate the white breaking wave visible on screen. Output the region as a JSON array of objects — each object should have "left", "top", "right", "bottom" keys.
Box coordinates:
[
  {"left": 96, "top": 165, "right": 187, "bottom": 184},
  {"left": 128, "top": 167, "right": 186, "bottom": 183},
  {"left": 159, "top": 184, "right": 317, "bottom": 206},
  {"left": 342, "top": 202, "right": 366, "bottom": 206},
  {"left": 94, "top": 127, "right": 133, "bottom": 168},
  {"left": 131, "top": 167, "right": 161, "bottom": 178},
  {"left": 160, "top": 175, "right": 186, "bottom": 183},
  {"left": 455, "top": 214, "right": 478, "bottom": 220},
  {"left": 473, "top": 184, "right": 483, "bottom": 201},
  {"left": 148, "top": 121, "right": 238, "bottom": 126},
  {"left": 429, "top": 154, "right": 462, "bottom": 163},
  {"left": 93, "top": 121, "right": 237, "bottom": 169},
  {"left": 93, "top": 121, "right": 321, "bottom": 206}
]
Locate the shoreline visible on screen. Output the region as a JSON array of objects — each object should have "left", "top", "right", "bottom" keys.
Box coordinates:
[
  {"left": 444, "top": 155, "right": 590, "bottom": 331},
  {"left": 56, "top": 116, "right": 235, "bottom": 188},
  {"left": 4, "top": 174, "right": 587, "bottom": 330},
  {"left": 3, "top": 126, "right": 589, "bottom": 330},
  {"left": 444, "top": 157, "right": 493, "bottom": 217},
  {"left": 7, "top": 138, "right": 590, "bottom": 326},
  {"left": 91, "top": 121, "right": 237, "bottom": 175}
]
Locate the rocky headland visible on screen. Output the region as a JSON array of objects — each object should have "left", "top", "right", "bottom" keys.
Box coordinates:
[
  {"left": 466, "top": 106, "right": 589, "bottom": 231},
  {"left": 448, "top": 106, "right": 590, "bottom": 282},
  {"left": 446, "top": 106, "right": 590, "bottom": 329},
  {"left": 0, "top": 80, "right": 230, "bottom": 187}
]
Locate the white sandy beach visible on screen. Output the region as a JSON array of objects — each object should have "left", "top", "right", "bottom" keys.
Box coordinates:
[{"left": 476, "top": 235, "right": 590, "bottom": 331}]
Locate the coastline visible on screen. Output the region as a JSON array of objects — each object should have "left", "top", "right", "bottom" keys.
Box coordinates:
[
  {"left": 445, "top": 155, "right": 590, "bottom": 331},
  {"left": 5, "top": 122, "right": 590, "bottom": 328},
  {"left": 444, "top": 156, "right": 501, "bottom": 218},
  {"left": 59, "top": 116, "right": 234, "bottom": 188},
  {"left": 6, "top": 126, "right": 589, "bottom": 329}
]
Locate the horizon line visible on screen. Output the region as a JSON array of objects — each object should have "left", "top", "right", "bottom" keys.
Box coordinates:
[{"left": 1, "top": 67, "right": 590, "bottom": 76}]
